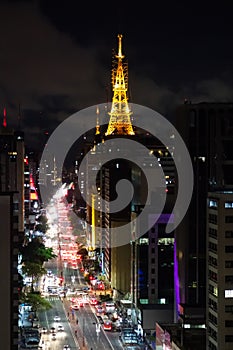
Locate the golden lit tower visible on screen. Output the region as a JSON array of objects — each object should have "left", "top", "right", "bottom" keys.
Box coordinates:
[
  {"left": 95, "top": 106, "right": 100, "bottom": 136},
  {"left": 105, "top": 34, "right": 135, "bottom": 136}
]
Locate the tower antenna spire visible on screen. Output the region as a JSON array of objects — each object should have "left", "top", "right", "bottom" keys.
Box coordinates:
[
  {"left": 3, "top": 107, "right": 7, "bottom": 128},
  {"left": 105, "top": 34, "right": 134, "bottom": 136},
  {"left": 117, "top": 34, "right": 124, "bottom": 59},
  {"left": 95, "top": 106, "right": 100, "bottom": 135}
]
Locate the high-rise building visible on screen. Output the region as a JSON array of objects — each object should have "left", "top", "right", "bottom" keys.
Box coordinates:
[
  {"left": 0, "top": 115, "right": 25, "bottom": 232},
  {"left": 0, "top": 192, "right": 20, "bottom": 350},
  {"left": 207, "top": 191, "right": 233, "bottom": 350},
  {"left": 0, "top": 110, "right": 25, "bottom": 349},
  {"left": 175, "top": 102, "right": 233, "bottom": 334},
  {"left": 130, "top": 144, "right": 176, "bottom": 331}
]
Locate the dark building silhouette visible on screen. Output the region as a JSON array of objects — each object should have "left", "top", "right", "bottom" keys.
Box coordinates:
[
  {"left": 175, "top": 102, "right": 233, "bottom": 342},
  {"left": 0, "top": 114, "right": 25, "bottom": 350},
  {"left": 0, "top": 192, "right": 20, "bottom": 350}
]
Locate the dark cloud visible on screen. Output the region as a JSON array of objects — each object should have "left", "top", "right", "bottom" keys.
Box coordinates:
[
  {"left": 0, "top": 0, "right": 233, "bottom": 150},
  {"left": 0, "top": 2, "right": 107, "bottom": 106}
]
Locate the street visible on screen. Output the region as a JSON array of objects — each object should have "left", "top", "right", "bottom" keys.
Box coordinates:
[
  {"left": 36, "top": 194, "right": 124, "bottom": 350},
  {"left": 41, "top": 258, "right": 124, "bottom": 350}
]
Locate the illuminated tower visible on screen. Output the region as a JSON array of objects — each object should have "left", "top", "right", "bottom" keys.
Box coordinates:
[
  {"left": 95, "top": 106, "right": 100, "bottom": 136},
  {"left": 93, "top": 106, "right": 102, "bottom": 148},
  {"left": 105, "top": 34, "right": 135, "bottom": 136}
]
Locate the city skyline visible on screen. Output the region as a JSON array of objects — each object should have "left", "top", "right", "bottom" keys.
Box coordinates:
[
  {"left": 1, "top": 4, "right": 233, "bottom": 347},
  {"left": 1, "top": 0, "right": 233, "bottom": 150}
]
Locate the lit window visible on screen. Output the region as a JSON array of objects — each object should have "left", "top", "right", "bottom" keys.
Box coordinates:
[
  {"left": 225, "top": 202, "right": 233, "bottom": 208},
  {"left": 209, "top": 200, "right": 218, "bottom": 208},
  {"left": 139, "top": 238, "right": 148, "bottom": 245},
  {"left": 158, "top": 298, "right": 166, "bottom": 304},
  {"left": 225, "top": 290, "right": 233, "bottom": 298}
]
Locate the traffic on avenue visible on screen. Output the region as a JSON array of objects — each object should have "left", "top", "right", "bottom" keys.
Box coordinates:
[{"left": 19, "top": 186, "right": 145, "bottom": 350}]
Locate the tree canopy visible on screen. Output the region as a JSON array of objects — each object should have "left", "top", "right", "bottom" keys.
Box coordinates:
[
  {"left": 20, "top": 236, "right": 56, "bottom": 292},
  {"left": 22, "top": 292, "right": 52, "bottom": 312},
  {"left": 21, "top": 292, "right": 52, "bottom": 324},
  {"left": 21, "top": 237, "right": 56, "bottom": 264}
]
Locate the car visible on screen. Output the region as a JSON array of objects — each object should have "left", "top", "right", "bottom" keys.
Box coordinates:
[
  {"left": 103, "top": 320, "right": 112, "bottom": 331},
  {"left": 71, "top": 304, "right": 79, "bottom": 310},
  {"left": 51, "top": 332, "right": 56, "bottom": 340},
  {"left": 82, "top": 286, "right": 90, "bottom": 291},
  {"left": 82, "top": 295, "right": 89, "bottom": 304},
  {"left": 90, "top": 297, "right": 98, "bottom": 305},
  {"left": 95, "top": 305, "right": 104, "bottom": 314},
  {"left": 24, "top": 338, "right": 40, "bottom": 348},
  {"left": 50, "top": 327, "right": 56, "bottom": 333},
  {"left": 57, "top": 325, "right": 64, "bottom": 331},
  {"left": 40, "top": 327, "right": 47, "bottom": 333},
  {"left": 54, "top": 315, "right": 61, "bottom": 321},
  {"left": 33, "top": 323, "right": 40, "bottom": 329},
  {"left": 70, "top": 297, "right": 77, "bottom": 303},
  {"left": 63, "top": 345, "right": 71, "bottom": 350}
]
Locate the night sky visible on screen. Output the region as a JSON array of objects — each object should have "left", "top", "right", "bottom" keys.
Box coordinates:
[{"left": 1, "top": 0, "right": 233, "bottom": 150}]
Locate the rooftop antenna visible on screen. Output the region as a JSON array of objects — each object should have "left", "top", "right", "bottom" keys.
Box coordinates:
[
  {"left": 95, "top": 106, "right": 100, "bottom": 135},
  {"left": 3, "top": 107, "right": 7, "bottom": 128}
]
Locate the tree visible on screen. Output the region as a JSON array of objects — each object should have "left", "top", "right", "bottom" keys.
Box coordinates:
[
  {"left": 20, "top": 237, "right": 56, "bottom": 294},
  {"left": 22, "top": 262, "right": 46, "bottom": 292},
  {"left": 77, "top": 247, "right": 88, "bottom": 256},
  {"left": 21, "top": 237, "right": 56, "bottom": 265},
  {"left": 21, "top": 292, "right": 52, "bottom": 325},
  {"left": 76, "top": 242, "right": 88, "bottom": 257}
]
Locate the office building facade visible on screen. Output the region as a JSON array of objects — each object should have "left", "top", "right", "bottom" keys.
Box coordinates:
[
  {"left": 175, "top": 102, "right": 233, "bottom": 308},
  {"left": 207, "top": 191, "right": 233, "bottom": 350},
  {"left": 0, "top": 117, "right": 25, "bottom": 349}
]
